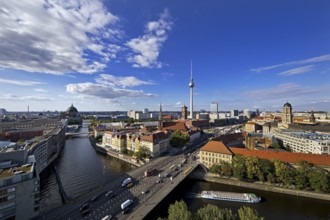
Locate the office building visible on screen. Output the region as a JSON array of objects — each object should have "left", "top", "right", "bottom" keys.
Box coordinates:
[{"left": 210, "top": 102, "right": 218, "bottom": 113}]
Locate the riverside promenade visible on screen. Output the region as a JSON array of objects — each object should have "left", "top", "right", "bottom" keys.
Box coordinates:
[{"left": 189, "top": 171, "right": 330, "bottom": 202}]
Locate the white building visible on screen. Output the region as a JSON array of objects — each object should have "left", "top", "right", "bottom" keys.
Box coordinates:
[
  {"left": 273, "top": 129, "right": 330, "bottom": 155},
  {"left": 243, "top": 109, "right": 250, "bottom": 119},
  {"left": 210, "top": 102, "right": 218, "bottom": 113}
]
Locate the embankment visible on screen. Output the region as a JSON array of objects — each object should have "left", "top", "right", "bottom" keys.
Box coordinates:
[{"left": 189, "top": 170, "right": 330, "bottom": 202}]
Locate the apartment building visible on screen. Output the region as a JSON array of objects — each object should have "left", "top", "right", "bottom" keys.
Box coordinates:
[{"left": 273, "top": 129, "right": 330, "bottom": 154}]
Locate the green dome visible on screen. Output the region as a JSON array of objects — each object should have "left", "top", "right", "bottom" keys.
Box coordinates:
[{"left": 67, "top": 104, "right": 78, "bottom": 113}]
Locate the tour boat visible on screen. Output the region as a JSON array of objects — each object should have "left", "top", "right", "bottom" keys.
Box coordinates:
[{"left": 199, "top": 191, "right": 261, "bottom": 203}]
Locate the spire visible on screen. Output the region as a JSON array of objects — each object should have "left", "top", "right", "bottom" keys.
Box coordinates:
[
  {"left": 189, "top": 60, "right": 194, "bottom": 88},
  {"left": 190, "top": 60, "right": 193, "bottom": 80}
]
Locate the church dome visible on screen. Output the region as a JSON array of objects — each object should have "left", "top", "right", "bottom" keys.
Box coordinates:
[
  {"left": 283, "top": 102, "right": 292, "bottom": 108},
  {"left": 67, "top": 104, "right": 78, "bottom": 113}
]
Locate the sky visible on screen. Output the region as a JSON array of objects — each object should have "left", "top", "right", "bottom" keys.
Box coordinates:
[{"left": 0, "top": 0, "right": 329, "bottom": 113}]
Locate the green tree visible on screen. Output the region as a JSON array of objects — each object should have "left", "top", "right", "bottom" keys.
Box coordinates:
[
  {"left": 195, "top": 204, "right": 237, "bottom": 220},
  {"left": 295, "top": 170, "right": 308, "bottom": 189},
  {"left": 271, "top": 143, "right": 281, "bottom": 149},
  {"left": 232, "top": 155, "right": 246, "bottom": 180},
  {"left": 281, "top": 167, "right": 295, "bottom": 187},
  {"left": 257, "top": 159, "right": 275, "bottom": 182},
  {"left": 273, "top": 160, "right": 287, "bottom": 183},
  {"left": 309, "top": 167, "right": 330, "bottom": 192},
  {"left": 168, "top": 200, "right": 191, "bottom": 220},
  {"left": 209, "top": 164, "right": 221, "bottom": 174},
  {"left": 237, "top": 206, "right": 264, "bottom": 220},
  {"left": 220, "top": 160, "right": 233, "bottom": 177},
  {"left": 245, "top": 156, "right": 259, "bottom": 180},
  {"left": 120, "top": 146, "right": 128, "bottom": 154},
  {"left": 170, "top": 130, "right": 190, "bottom": 148}
]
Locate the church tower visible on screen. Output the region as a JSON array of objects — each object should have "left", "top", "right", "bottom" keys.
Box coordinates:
[
  {"left": 282, "top": 102, "right": 293, "bottom": 125},
  {"left": 181, "top": 104, "right": 188, "bottom": 120}
]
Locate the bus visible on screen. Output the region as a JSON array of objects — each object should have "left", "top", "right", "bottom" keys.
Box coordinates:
[{"left": 144, "top": 168, "right": 156, "bottom": 177}]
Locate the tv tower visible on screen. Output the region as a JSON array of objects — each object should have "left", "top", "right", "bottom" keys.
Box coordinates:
[{"left": 189, "top": 62, "right": 194, "bottom": 119}]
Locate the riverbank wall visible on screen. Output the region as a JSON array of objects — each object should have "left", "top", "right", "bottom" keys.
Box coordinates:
[{"left": 188, "top": 169, "right": 330, "bottom": 202}]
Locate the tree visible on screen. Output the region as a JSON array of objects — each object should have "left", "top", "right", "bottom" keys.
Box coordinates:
[
  {"left": 237, "top": 206, "right": 264, "bottom": 220},
  {"left": 294, "top": 170, "right": 308, "bottom": 189},
  {"left": 195, "top": 204, "right": 237, "bottom": 220},
  {"left": 273, "top": 160, "right": 287, "bottom": 183},
  {"left": 271, "top": 143, "right": 281, "bottom": 149},
  {"left": 309, "top": 167, "right": 330, "bottom": 192},
  {"left": 232, "top": 155, "right": 246, "bottom": 180},
  {"left": 209, "top": 164, "right": 221, "bottom": 174},
  {"left": 167, "top": 200, "right": 191, "bottom": 220},
  {"left": 120, "top": 146, "right": 128, "bottom": 154},
  {"left": 257, "top": 159, "right": 274, "bottom": 183},
  {"left": 245, "top": 156, "right": 259, "bottom": 180},
  {"left": 220, "top": 160, "right": 233, "bottom": 177},
  {"left": 170, "top": 130, "right": 190, "bottom": 148}
]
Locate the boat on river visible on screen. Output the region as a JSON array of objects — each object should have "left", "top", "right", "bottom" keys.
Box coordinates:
[{"left": 198, "top": 191, "right": 261, "bottom": 203}]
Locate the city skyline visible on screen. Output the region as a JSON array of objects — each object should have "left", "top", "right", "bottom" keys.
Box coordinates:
[{"left": 0, "top": 1, "right": 330, "bottom": 112}]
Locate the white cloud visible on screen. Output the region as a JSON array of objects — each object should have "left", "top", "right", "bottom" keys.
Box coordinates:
[
  {"left": 244, "top": 83, "right": 328, "bottom": 100},
  {"left": 34, "top": 88, "right": 48, "bottom": 93},
  {"left": 21, "top": 95, "right": 54, "bottom": 101},
  {"left": 251, "top": 54, "right": 330, "bottom": 73},
  {"left": 0, "top": 78, "right": 44, "bottom": 86},
  {"left": 66, "top": 73, "right": 156, "bottom": 100},
  {"left": 176, "top": 101, "right": 182, "bottom": 105},
  {"left": 0, "top": 0, "right": 121, "bottom": 75},
  {"left": 95, "top": 74, "right": 155, "bottom": 88},
  {"left": 278, "top": 65, "right": 314, "bottom": 76},
  {"left": 126, "top": 9, "right": 172, "bottom": 68},
  {"left": 66, "top": 82, "right": 155, "bottom": 100}
]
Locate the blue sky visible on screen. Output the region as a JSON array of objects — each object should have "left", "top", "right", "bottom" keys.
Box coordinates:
[{"left": 0, "top": 0, "right": 329, "bottom": 112}]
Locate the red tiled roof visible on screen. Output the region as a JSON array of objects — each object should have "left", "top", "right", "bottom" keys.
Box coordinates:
[
  {"left": 230, "top": 148, "right": 330, "bottom": 166},
  {"left": 200, "top": 141, "right": 233, "bottom": 155},
  {"left": 162, "top": 121, "right": 188, "bottom": 132}
]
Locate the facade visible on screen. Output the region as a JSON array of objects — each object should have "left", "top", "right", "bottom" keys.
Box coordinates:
[
  {"left": 0, "top": 146, "right": 40, "bottom": 220},
  {"left": 231, "top": 110, "right": 239, "bottom": 117},
  {"left": 0, "top": 119, "right": 61, "bottom": 133},
  {"left": 210, "top": 102, "right": 218, "bottom": 113},
  {"left": 28, "top": 127, "right": 65, "bottom": 175},
  {"left": 102, "top": 130, "right": 170, "bottom": 157},
  {"left": 199, "top": 141, "right": 233, "bottom": 168},
  {"left": 273, "top": 130, "right": 330, "bottom": 154},
  {"left": 243, "top": 109, "right": 250, "bottom": 119}
]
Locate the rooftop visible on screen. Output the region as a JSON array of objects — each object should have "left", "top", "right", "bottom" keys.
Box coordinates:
[
  {"left": 230, "top": 147, "right": 330, "bottom": 166},
  {"left": 200, "top": 141, "right": 233, "bottom": 155}
]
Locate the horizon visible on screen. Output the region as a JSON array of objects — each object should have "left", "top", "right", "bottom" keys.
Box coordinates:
[{"left": 0, "top": 1, "right": 329, "bottom": 112}]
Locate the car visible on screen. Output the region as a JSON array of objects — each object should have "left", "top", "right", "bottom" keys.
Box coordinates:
[
  {"left": 90, "top": 195, "right": 99, "bottom": 202},
  {"left": 79, "top": 203, "right": 90, "bottom": 212},
  {"left": 105, "top": 190, "right": 114, "bottom": 197},
  {"left": 101, "top": 215, "right": 112, "bottom": 220},
  {"left": 81, "top": 208, "right": 91, "bottom": 216},
  {"left": 142, "top": 189, "right": 149, "bottom": 194}
]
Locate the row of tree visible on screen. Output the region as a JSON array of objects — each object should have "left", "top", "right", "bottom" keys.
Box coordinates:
[
  {"left": 157, "top": 200, "right": 264, "bottom": 220},
  {"left": 209, "top": 155, "right": 330, "bottom": 192}
]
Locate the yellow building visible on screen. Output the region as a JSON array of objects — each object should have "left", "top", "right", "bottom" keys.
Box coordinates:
[{"left": 199, "top": 141, "right": 233, "bottom": 168}]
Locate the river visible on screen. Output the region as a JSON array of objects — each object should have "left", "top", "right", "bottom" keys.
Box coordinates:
[
  {"left": 39, "top": 123, "right": 133, "bottom": 213},
  {"left": 146, "top": 178, "right": 330, "bottom": 220}
]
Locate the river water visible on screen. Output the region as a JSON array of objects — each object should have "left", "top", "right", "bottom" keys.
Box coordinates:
[
  {"left": 39, "top": 123, "right": 330, "bottom": 219},
  {"left": 146, "top": 178, "right": 330, "bottom": 220},
  {"left": 39, "top": 123, "right": 133, "bottom": 213}
]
